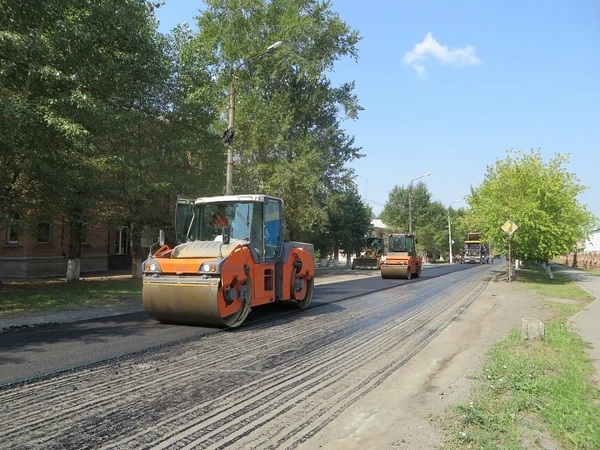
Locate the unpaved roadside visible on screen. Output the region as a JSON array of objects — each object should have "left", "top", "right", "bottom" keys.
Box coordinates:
[{"left": 297, "top": 271, "right": 560, "bottom": 449}]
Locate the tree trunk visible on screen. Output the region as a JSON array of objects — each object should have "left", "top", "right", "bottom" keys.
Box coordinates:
[
  {"left": 130, "top": 222, "right": 143, "bottom": 279},
  {"left": 66, "top": 258, "right": 81, "bottom": 281},
  {"left": 66, "top": 208, "right": 84, "bottom": 282}
]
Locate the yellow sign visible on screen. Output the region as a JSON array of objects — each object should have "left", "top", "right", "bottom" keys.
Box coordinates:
[{"left": 501, "top": 220, "right": 518, "bottom": 236}]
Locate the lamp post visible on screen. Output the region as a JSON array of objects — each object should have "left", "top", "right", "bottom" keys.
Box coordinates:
[
  {"left": 408, "top": 172, "right": 431, "bottom": 233},
  {"left": 224, "top": 41, "right": 283, "bottom": 195},
  {"left": 448, "top": 199, "right": 461, "bottom": 264}
]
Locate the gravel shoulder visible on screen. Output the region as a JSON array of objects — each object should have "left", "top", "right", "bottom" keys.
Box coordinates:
[{"left": 298, "top": 270, "right": 561, "bottom": 449}]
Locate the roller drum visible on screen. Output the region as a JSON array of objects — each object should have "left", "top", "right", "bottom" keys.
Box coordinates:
[
  {"left": 143, "top": 277, "right": 227, "bottom": 327},
  {"left": 381, "top": 265, "right": 410, "bottom": 279}
]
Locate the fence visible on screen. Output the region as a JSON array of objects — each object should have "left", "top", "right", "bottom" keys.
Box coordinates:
[{"left": 555, "top": 251, "right": 600, "bottom": 270}]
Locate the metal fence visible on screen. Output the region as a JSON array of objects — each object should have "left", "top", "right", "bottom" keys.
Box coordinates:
[{"left": 556, "top": 251, "right": 600, "bottom": 270}]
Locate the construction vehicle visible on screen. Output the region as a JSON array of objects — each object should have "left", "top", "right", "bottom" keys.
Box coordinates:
[
  {"left": 461, "top": 232, "right": 487, "bottom": 264},
  {"left": 142, "top": 194, "right": 315, "bottom": 328},
  {"left": 352, "top": 236, "right": 385, "bottom": 270},
  {"left": 380, "top": 233, "right": 422, "bottom": 279}
]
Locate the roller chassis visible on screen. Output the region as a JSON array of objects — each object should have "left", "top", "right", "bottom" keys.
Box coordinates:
[
  {"left": 379, "top": 233, "right": 422, "bottom": 280},
  {"left": 142, "top": 194, "right": 315, "bottom": 329}
]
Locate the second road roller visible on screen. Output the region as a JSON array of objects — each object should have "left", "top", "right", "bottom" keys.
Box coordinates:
[
  {"left": 380, "top": 233, "right": 422, "bottom": 279},
  {"left": 142, "top": 194, "right": 315, "bottom": 328}
]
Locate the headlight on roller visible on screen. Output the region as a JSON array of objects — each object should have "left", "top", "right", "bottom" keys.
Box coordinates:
[
  {"left": 199, "top": 262, "right": 218, "bottom": 273},
  {"left": 143, "top": 259, "right": 162, "bottom": 274}
]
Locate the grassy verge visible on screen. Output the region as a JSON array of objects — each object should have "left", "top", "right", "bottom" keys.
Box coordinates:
[
  {"left": 0, "top": 277, "right": 142, "bottom": 315},
  {"left": 442, "top": 265, "right": 600, "bottom": 449}
]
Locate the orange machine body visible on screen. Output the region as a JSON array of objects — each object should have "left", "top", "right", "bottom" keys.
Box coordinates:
[
  {"left": 142, "top": 195, "right": 315, "bottom": 328},
  {"left": 380, "top": 233, "right": 422, "bottom": 280}
]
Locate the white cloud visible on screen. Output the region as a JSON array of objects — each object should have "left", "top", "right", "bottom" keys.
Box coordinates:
[{"left": 403, "top": 32, "right": 481, "bottom": 78}]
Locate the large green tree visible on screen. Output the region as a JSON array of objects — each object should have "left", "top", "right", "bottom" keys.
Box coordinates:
[
  {"left": 1, "top": 0, "right": 176, "bottom": 280},
  {"left": 466, "top": 149, "right": 598, "bottom": 262},
  {"left": 184, "top": 0, "right": 363, "bottom": 241},
  {"left": 325, "top": 189, "right": 372, "bottom": 264}
]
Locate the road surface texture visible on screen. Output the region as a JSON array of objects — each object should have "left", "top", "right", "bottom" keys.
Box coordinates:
[{"left": 0, "top": 264, "right": 560, "bottom": 449}]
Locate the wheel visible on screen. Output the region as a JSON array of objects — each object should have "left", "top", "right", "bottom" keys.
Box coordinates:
[
  {"left": 291, "top": 266, "right": 314, "bottom": 310},
  {"left": 414, "top": 264, "right": 421, "bottom": 278},
  {"left": 222, "top": 276, "right": 253, "bottom": 328}
]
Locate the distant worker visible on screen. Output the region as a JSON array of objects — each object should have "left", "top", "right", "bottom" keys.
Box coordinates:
[{"left": 211, "top": 211, "right": 228, "bottom": 228}]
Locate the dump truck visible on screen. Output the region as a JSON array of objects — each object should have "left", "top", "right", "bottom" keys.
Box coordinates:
[
  {"left": 462, "top": 232, "right": 486, "bottom": 264},
  {"left": 380, "top": 233, "right": 422, "bottom": 279},
  {"left": 352, "top": 236, "right": 385, "bottom": 270},
  {"left": 142, "top": 194, "right": 315, "bottom": 328}
]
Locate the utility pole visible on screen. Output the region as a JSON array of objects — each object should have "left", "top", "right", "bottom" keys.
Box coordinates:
[
  {"left": 447, "top": 199, "right": 461, "bottom": 263},
  {"left": 224, "top": 41, "right": 283, "bottom": 195}
]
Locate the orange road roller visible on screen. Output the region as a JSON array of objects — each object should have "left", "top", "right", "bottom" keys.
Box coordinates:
[
  {"left": 142, "top": 194, "right": 315, "bottom": 328},
  {"left": 380, "top": 233, "right": 422, "bottom": 280}
]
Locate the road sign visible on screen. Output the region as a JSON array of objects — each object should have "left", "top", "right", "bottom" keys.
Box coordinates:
[{"left": 502, "top": 220, "right": 518, "bottom": 236}]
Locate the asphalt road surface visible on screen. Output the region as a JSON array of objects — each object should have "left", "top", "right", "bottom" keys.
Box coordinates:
[{"left": 0, "top": 263, "right": 493, "bottom": 449}]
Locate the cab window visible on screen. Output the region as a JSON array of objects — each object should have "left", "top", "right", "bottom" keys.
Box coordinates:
[{"left": 264, "top": 199, "right": 282, "bottom": 259}]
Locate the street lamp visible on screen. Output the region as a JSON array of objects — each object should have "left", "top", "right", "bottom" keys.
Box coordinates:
[
  {"left": 408, "top": 172, "right": 431, "bottom": 233},
  {"left": 224, "top": 41, "right": 284, "bottom": 195},
  {"left": 448, "top": 199, "right": 461, "bottom": 264}
]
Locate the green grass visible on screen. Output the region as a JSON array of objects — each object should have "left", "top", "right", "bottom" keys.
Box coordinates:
[
  {"left": 442, "top": 264, "right": 600, "bottom": 449},
  {"left": 0, "top": 278, "right": 142, "bottom": 315},
  {"left": 517, "top": 265, "right": 595, "bottom": 301}
]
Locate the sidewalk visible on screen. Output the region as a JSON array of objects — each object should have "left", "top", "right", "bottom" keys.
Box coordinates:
[
  {"left": 0, "top": 264, "right": 356, "bottom": 332},
  {"left": 553, "top": 265, "right": 600, "bottom": 387}
]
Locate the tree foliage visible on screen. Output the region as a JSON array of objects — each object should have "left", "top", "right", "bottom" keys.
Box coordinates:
[
  {"left": 185, "top": 0, "right": 363, "bottom": 241},
  {"left": 325, "top": 189, "right": 372, "bottom": 258},
  {"left": 1, "top": 0, "right": 367, "bottom": 276},
  {"left": 466, "top": 149, "right": 598, "bottom": 261},
  {"left": 380, "top": 182, "right": 471, "bottom": 259},
  {"left": 0, "top": 0, "right": 181, "bottom": 278}
]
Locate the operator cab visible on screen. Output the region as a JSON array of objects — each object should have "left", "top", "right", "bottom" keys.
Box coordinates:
[
  {"left": 175, "top": 194, "right": 284, "bottom": 261},
  {"left": 388, "top": 234, "right": 415, "bottom": 254}
]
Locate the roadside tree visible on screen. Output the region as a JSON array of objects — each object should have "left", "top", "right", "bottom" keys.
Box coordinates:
[
  {"left": 184, "top": 0, "right": 363, "bottom": 242},
  {"left": 0, "top": 0, "right": 174, "bottom": 280},
  {"left": 466, "top": 149, "right": 598, "bottom": 262}
]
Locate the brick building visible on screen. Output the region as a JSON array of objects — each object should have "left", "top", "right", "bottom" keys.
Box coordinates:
[{"left": 1, "top": 220, "right": 132, "bottom": 279}]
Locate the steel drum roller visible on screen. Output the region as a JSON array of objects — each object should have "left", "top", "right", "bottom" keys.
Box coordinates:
[
  {"left": 143, "top": 277, "right": 229, "bottom": 327},
  {"left": 380, "top": 265, "right": 410, "bottom": 279}
]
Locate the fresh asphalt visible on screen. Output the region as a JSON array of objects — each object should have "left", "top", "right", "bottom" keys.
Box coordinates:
[
  {"left": 0, "top": 263, "right": 473, "bottom": 386},
  {"left": 1, "top": 262, "right": 598, "bottom": 389}
]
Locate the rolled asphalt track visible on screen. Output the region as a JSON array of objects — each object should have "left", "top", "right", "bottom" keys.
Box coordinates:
[{"left": 1, "top": 263, "right": 599, "bottom": 387}]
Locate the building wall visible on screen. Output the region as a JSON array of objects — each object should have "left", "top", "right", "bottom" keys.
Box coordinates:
[
  {"left": 585, "top": 229, "right": 600, "bottom": 252},
  {"left": 0, "top": 220, "right": 129, "bottom": 279}
]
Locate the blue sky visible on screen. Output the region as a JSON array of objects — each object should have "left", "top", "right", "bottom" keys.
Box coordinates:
[{"left": 154, "top": 1, "right": 600, "bottom": 221}]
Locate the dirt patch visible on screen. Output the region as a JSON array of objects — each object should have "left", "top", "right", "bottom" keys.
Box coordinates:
[{"left": 298, "top": 272, "right": 560, "bottom": 449}]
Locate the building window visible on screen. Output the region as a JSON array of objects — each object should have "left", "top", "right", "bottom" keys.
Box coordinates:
[
  {"left": 37, "top": 222, "right": 52, "bottom": 244},
  {"left": 115, "top": 227, "right": 129, "bottom": 255},
  {"left": 6, "top": 226, "right": 19, "bottom": 244}
]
